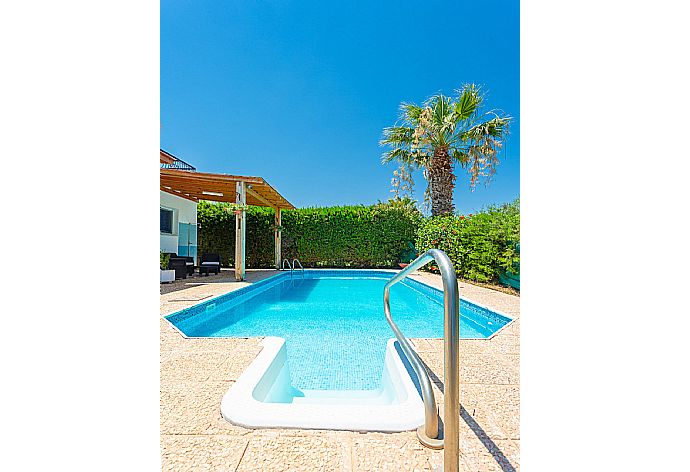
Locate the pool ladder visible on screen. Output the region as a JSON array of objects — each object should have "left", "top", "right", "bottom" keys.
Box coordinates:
[
  {"left": 281, "top": 258, "right": 304, "bottom": 278},
  {"left": 384, "top": 249, "right": 460, "bottom": 472}
]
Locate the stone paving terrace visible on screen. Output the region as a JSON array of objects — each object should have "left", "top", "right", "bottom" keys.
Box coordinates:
[{"left": 160, "top": 269, "right": 520, "bottom": 471}]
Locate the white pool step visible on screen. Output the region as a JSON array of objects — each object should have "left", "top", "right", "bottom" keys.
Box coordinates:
[{"left": 221, "top": 337, "right": 425, "bottom": 431}]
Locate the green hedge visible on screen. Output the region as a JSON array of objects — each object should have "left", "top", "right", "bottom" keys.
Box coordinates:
[
  {"left": 198, "top": 198, "right": 519, "bottom": 283},
  {"left": 415, "top": 199, "right": 520, "bottom": 283},
  {"left": 197, "top": 200, "right": 421, "bottom": 268}
]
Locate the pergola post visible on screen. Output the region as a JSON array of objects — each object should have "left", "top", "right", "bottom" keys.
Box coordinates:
[
  {"left": 274, "top": 208, "right": 282, "bottom": 269},
  {"left": 235, "top": 181, "right": 247, "bottom": 281}
]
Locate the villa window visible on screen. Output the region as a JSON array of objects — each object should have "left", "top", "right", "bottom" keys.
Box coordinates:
[{"left": 160, "top": 208, "right": 173, "bottom": 234}]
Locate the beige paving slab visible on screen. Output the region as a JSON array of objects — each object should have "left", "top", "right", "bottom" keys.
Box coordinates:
[
  {"left": 461, "top": 356, "right": 519, "bottom": 386},
  {"left": 464, "top": 384, "right": 520, "bottom": 440},
  {"left": 161, "top": 346, "right": 262, "bottom": 382},
  {"left": 459, "top": 435, "right": 520, "bottom": 472},
  {"left": 237, "top": 430, "right": 352, "bottom": 472},
  {"left": 458, "top": 404, "right": 511, "bottom": 441},
  {"left": 160, "top": 434, "right": 249, "bottom": 472},
  {"left": 427, "top": 452, "right": 473, "bottom": 472},
  {"left": 482, "top": 334, "right": 520, "bottom": 357},
  {"left": 160, "top": 380, "right": 245, "bottom": 435},
  {"left": 352, "top": 432, "right": 440, "bottom": 472},
  {"left": 160, "top": 352, "right": 231, "bottom": 382}
]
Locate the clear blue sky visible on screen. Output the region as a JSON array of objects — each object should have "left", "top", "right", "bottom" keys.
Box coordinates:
[{"left": 161, "top": 0, "right": 519, "bottom": 214}]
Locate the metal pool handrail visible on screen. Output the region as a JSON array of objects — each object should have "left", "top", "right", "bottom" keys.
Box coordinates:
[
  {"left": 292, "top": 258, "right": 304, "bottom": 277},
  {"left": 282, "top": 259, "right": 293, "bottom": 272},
  {"left": 383, "top": 249, "right": 460, "bottom": 471}
]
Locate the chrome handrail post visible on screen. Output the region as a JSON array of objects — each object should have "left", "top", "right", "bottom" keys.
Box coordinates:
[
  {"left": 383, "top": 249, "right": 460, "bottom": 471},
  {"left": 436, "top": 250, "right": 460, "bottom": 472},
  {"left": 292, "top": 258, "right": 304, "bottom": 278},
  {"left": 281, "top": 258, "right": 293, "bottom": 276}
]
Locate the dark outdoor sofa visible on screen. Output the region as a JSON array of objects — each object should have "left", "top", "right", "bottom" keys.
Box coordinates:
[
  {"left": 164, "top": 252, "right": 195, "bottom": 278},
  {"left": 166, "top": 258, "right": 188, "bottom": 279},
  {"left": 200, "top": 253, "right": 221, "bottom": 275}
]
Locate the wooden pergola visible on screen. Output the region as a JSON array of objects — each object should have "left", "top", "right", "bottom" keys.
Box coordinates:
[{"left": 160, "top": 151, "right": 294, "bottom": 281}]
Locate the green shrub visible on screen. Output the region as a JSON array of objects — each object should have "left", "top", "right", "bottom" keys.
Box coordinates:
[
  {"left": 160, "top": 251, "right": 170, "bottom": 270},
  {"left": 415, "top": 199, "right": 520, "bottom": 283}
]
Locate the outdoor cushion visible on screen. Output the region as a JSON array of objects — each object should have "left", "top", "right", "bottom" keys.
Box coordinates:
[{"left": 201, "top": 261, "right": 220, "bottom": 266}]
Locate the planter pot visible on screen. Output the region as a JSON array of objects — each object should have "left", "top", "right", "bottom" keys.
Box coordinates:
[
  {"left": 160, "top": 269, "right": 175, "bottom": 283},
  {"left": 398, "top": 263, "right": 409, "bottom": 269}
]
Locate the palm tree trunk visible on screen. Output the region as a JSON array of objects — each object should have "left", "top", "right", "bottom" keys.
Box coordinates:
[{"left": 429, "top": 147, "right": 456, "bottom": 216}]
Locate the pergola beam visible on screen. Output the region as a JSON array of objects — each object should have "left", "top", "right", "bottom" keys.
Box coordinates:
[{"left": 246, "top": 187, "right": 275, "bottom": 208}]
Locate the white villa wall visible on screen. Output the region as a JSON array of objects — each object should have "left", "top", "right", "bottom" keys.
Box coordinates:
[{"left": 160, "top": 190, "right": 198, "bottom": 256}]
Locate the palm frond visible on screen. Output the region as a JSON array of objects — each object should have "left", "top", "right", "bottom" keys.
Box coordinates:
[
  {"left": 399, "top": 103, "right": 423, "bottom": 124},
  {"left": 381, "top": 147, "right": 430, "bottom": 167},
  {"left": 450, "top": 148, "right": 469, "bottom": 166},
  {"left": 380, "top": 126, "right": 414, "bottom": 146},
  {"left": 454, "top": 84, "right": 483, "bottom": 121},
  {"left": 381, "top": 147, "right": 414, "bottom": 164},
  {"left": 461, "top": 116, "right": 511, "bottom": 142},
  {"left": 428, "top": 94, "right": 452, "bottom": 128}
]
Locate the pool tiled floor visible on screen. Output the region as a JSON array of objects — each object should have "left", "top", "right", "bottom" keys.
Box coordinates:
[{"left": 160, "top": 269, "right": 520, "bottom": 471}]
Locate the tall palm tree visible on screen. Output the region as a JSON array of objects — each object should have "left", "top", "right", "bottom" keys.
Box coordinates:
[{"left": 381, "top": 84, "right": 511, "bottom": 216}]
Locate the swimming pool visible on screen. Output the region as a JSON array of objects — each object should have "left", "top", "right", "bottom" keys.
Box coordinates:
[{"left": 165, "top": 270, "right": 512, "bottom": 430}]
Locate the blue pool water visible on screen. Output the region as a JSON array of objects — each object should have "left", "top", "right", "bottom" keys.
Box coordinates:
[{"left": 167, "top": 271, "right": 510, "bottom": 391}]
